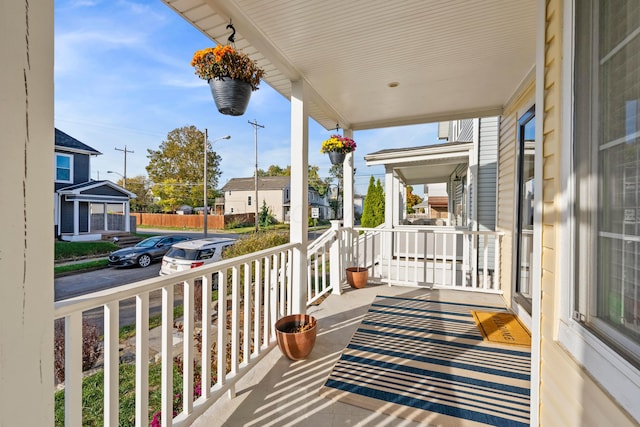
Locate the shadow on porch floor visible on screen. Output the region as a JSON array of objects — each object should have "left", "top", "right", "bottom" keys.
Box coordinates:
[{"left": 192, "top": 285, "right": 516, "bottom": 427}]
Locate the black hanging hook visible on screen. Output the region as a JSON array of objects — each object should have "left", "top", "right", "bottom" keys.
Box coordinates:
[
  {"left": 335, "top": 123, "right": 340, "bottom": 133},
  {"left": 226, "top": 21, "right": 236, "bottom": 44}
]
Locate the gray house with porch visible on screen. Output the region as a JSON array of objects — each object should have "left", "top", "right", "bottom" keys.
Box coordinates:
[{"left": 54, "top": 129, "right": 135, "bottom": 241}]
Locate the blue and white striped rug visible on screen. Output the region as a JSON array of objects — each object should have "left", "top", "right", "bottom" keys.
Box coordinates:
[{"left": 319, "top": 295, "right": 530, "bottom": 427}]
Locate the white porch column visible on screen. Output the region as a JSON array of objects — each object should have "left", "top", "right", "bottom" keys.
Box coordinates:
[
  {"left": 73, "top": 199, "right": 80, "bottom": 236},
  {"left": 384, "top": 168, "right": 394, "bottom": 227},
  {"left": 124, "top": 200, "right": 131, "bottom": 232},
  {"left": 343, "top": 129, "right": 355, "bottom": 229},
  {"left": 399, "top": 180, "right": 407, "bottom": 224},
  {"left": 290, "top": 80, "right": 309, "bottom": 314},
  {"left": 1, "top": 0, "right": 54, "bottom": 424},
  {"left": 103, "top": 203, "right": 109, "bottom": 231}
]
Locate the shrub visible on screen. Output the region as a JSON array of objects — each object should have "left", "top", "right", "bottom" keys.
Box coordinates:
[
  {"left": 222, "top": 231, "right": 289, "bottom": 259},
  {"left": 258, "top": 201, "right": 276, "bottom": 228},
  {"left": 54, "top": 318, "right": 101, "bottom": 383}
]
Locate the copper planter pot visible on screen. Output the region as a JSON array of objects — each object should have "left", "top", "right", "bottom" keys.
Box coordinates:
[
  {"left": 274, "top": 314, "right": 317, "bottom": 360},
  {"left": 346, "top": 267, "right": 369, "bottom": 289}
]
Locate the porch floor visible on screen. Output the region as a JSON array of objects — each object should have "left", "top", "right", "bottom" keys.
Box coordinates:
[{"left": 192, "top": 285, "right": 519, "bottom": 427}]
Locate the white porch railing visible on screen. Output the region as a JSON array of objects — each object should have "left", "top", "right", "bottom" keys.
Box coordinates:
[
  {"left": 53, "top": 225, "right": 504, "bottom": 426},
  {"left": 54, "top": 242, "right": 300, "bottom": 427},
  {"left": 351, "top": 227, "right": 504, "bottom": 292}
]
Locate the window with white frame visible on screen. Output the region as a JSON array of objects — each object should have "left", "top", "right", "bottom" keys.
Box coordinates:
[
  {"left": 574, "top": 0, "right": 640, "bottom": 366},
  {"left": 55, "top": 153, "right": 72, "bottom": 183}
]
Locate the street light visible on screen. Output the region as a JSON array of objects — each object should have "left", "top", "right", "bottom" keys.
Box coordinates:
[
  {"left": 204, "top": 131, "right": 231, "bottom": 238},
  {"left": 107, "top": 170, "right": 125, "bottom": 188}
]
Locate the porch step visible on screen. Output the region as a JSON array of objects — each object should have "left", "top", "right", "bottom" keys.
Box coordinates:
[{"left": 101, "top": 232, "right": 143, "bottom": 248}]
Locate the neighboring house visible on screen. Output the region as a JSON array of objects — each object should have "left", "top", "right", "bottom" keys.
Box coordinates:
[
  {"left": 55, "top": 129, "right": 135, "bottom": 241},
  {"left": 365, "top": 117, "right": 499, "bottom": 268},
  {"left": 221, "top": 176, "right": 331, "bottom": 222},
  {"left": 422, "top": 183, "right": 448, "bottom": 219},
  {"left": 365, "top": 115, "right": 499, "bottom": 232}
]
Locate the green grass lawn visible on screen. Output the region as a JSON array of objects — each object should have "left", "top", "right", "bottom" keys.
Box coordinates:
[{"left": 54, "top": 241, "right": 119, "bottom": 260}]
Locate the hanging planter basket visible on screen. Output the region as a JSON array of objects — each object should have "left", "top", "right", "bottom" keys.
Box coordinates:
[
  {"left": 208, "top": 78, "right": 252, "bottom": 116},
  {"left": 328, "top": 151, "right": 346, "bottom": 165}
]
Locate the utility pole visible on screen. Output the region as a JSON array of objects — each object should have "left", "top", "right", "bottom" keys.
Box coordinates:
[
  {"left": 248, "top": 119, "right": 264, "bottom": 232},
  {"left": 114, "top": 145, "right": 134, "bottom": 189},
  {"left": 204, "top": 129, "right": 208, "bottom": 238},
  {"left": 203, "top": 132, "right": 231, "bottom": 238}
]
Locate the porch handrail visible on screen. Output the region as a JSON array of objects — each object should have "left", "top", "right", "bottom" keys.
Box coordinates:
[
  {"left": 351, "top": 227, "right": 504, "bottom": 291},
  {"left": 55, "top": 242, "right": 300, "bottom": 427}
]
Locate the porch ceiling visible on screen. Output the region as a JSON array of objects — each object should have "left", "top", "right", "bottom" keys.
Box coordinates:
[{"left": 163, "top": 0, "right": 537, "bottom": 130}]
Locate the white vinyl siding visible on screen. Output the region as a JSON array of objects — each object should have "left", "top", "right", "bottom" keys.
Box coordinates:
[{"left": 477, "top": 116, "right": 499, "bottom": 270}]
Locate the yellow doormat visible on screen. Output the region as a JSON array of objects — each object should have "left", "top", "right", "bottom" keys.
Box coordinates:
[{"left": 471, "top": 310, "right": 531, "bottom": 346}]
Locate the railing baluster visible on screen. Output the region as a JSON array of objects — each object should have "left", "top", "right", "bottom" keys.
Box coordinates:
[
  {"left": 231, "top": 266, "right": 240, "bottom": 377},
  {"left": 472, "top": 234, "right": 478, "bottom": 288},
  {"left": 253, "top": 260, "right": 261, "bottom": 356},
  {"left": 414, "top": 230, "right": 419, "bottom": 284},
  {"left": 217, "top": 270, "right": 227, "bottom": 389},
  {"left": 104, "top": 301, "right": 119, "bottom": 427},
  {"left": 495, "top": 235, "right": 501, "bottom": 290},
  {"left": 161, "top": 285, "right": 174, "bottom": 427},
  {"left": 452, "top": 233, "right": 458, "bottom": 287},
  {"left": 284, "top": 251, "right": 291, "bottom": 314},
  {"left": 404, "top": 230, "right": 409, "bottom": 284},
  {"left": 262, "top": 257, "right": 270, "bottom": 348},
  {"left": 201, "top": 274, "right": 211, "bottom": 399},
  {"left": 442, "top": 233, "right": 447, "bottom": 287},
  {"left": 135, "top": 292, "right": 149, "bottom": 427},
  {"left": 64, "top": 312, "right": 82, "bottom": 427},
  {"left": 243, "top": 262, "right": 251, "bottom": 365},
  {"left": 483, "top": 235, "right": 489, "bottom": 289},
  {"left": 182, "top": 279, "right": 194, "bottom": 415}
]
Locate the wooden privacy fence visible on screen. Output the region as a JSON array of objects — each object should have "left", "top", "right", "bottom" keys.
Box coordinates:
[{"left": 131, "top": 213, "right": 254, "bottom": 229}]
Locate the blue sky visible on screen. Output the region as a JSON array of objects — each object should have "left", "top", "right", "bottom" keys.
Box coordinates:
[{"left": 54, "top": 0, "right": 439, "bottom": 195}]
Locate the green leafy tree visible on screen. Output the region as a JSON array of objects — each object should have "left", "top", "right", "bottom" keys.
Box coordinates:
[
  {"left": 258, "top": 200, "right": 276, "bottom": 228},
  {"left": 257, "top": 165, "right": 290, "bottom": 176},
  {"left": 374, "top": 178, "right": 385, "bottom": 225},
  {"left": 146, "top": 126, "right": 222, "bottom": 212},
  {"left": 361, "top": 176, "right": 385, "bottom": 228},
  {"left": 328, "top": 163, "right": 343, "bottom": 218},
  {"left": 256, "top": 164, "right": 329, "bottom": 195},
  {"left": 308, "top": 164, "right": 330, "bottom": 195},
  {"left": 117, "top": 175, "right": 153, "bottom": 212},
  {"left": 406, "top": 185, "right": 423, "bottom": 214}
]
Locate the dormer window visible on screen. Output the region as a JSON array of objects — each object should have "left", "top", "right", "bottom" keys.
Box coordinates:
[{"left": 55, "top": 153, "right": 73, "bottom": 183}]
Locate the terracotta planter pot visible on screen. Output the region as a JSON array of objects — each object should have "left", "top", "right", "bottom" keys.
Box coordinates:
[
  {"left": 346, "top": 267, "right": 369, "bottom": 289},
  {"left": 274, "top": 314, "right": 317, "bottom": 360}
]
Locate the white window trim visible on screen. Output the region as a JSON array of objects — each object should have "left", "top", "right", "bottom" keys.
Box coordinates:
[
  {"left": 558, "top": 0, "right": 640, "bottom": 421},
  {"left": 55, "top": 153, "right": 73, "bottom": 184}
]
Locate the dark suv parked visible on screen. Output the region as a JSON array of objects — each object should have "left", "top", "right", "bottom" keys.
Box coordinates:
[{"left": 108, "top": 235, "right": 192, "bottom": 268}]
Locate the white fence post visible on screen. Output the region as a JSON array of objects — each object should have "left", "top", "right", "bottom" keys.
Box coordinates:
[{"left": 330, "top": 221, "right": 342, "bottom": 294}]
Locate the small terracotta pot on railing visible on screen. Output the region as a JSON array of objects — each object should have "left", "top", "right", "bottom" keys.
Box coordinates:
[
  {"left": 274, "top": 314, "right": 317, "bottom": 360},
  {"left": 346, "top": 267, "right": 368, "bottom": 289}
]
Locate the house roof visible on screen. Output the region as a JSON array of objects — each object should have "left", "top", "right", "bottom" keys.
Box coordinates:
[
  {"left": 162, "top": 1, "right": 536, "bottom": 131},
  {"left": 364, "top": 141, "right": 473, "bottom": 185},
  {"left": 222, "top": 176, "right": 290, "bottom": 191},
  {"left": 55, "top": 128, "right": 101, "bottom": 155},
  {"left": 57, "top": 180, "right": 137, "bottom": 198}
]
